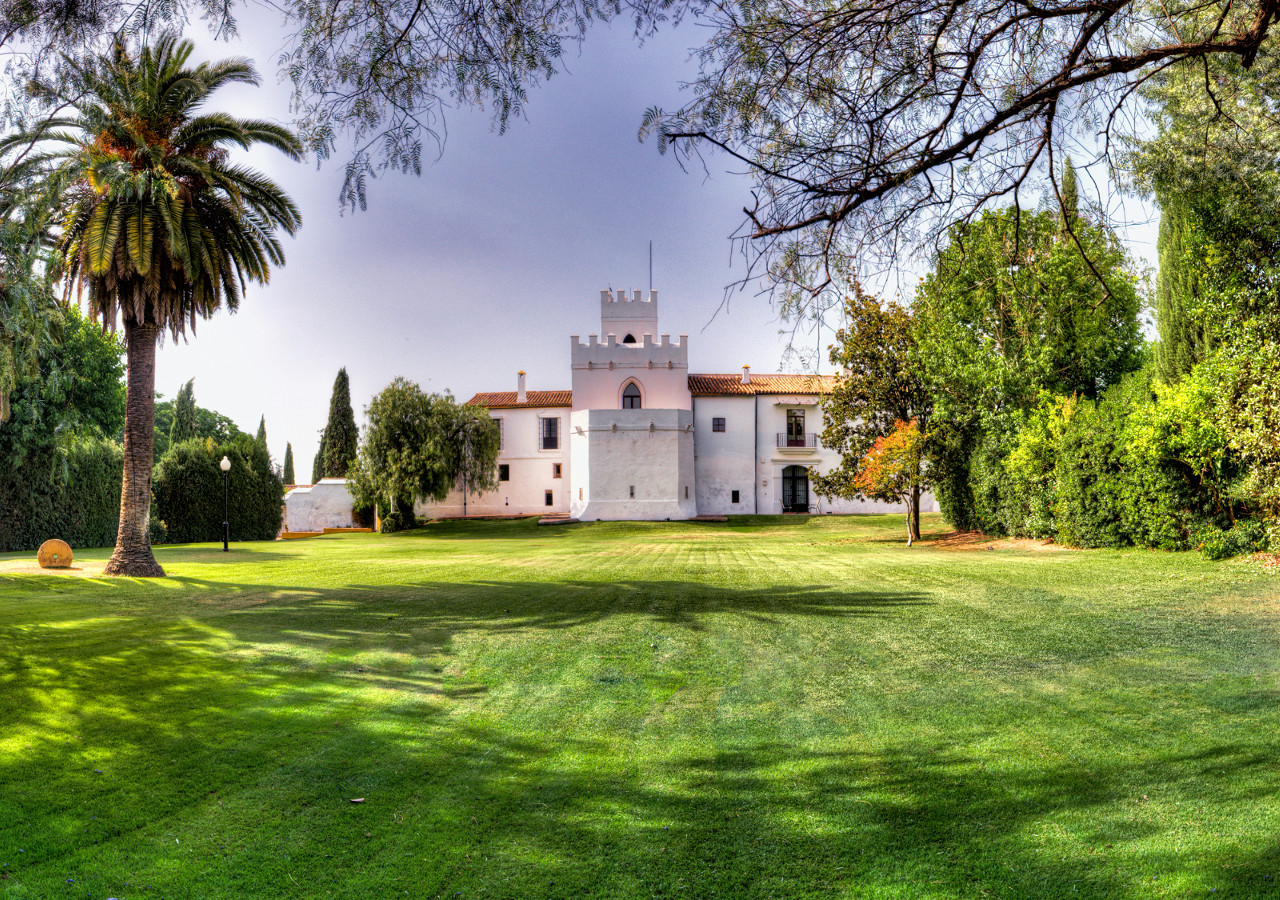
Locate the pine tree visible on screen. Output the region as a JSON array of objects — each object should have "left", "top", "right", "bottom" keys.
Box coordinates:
[
  {"left": 256, "top": 415, "right": 268, "bottom": 449},
  {"left": 283, "top": 442, "right": 295, "bottom": 485},
  {"left": 311, "top": 429, "right": 326, "bottom": 483},
  {"left": 322, "top": 368, "right": 359, "bottom": 478},
  {"left": 169, "top": 378, "right": 196, "bottom": 444},
  {"left": 1154, "top": 200, "right": 1208, "bottom": 383}
]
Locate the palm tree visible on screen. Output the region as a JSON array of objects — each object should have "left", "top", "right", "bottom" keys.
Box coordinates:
[{"left": 2, "top": 33, "right": 301, "bottom": 576}]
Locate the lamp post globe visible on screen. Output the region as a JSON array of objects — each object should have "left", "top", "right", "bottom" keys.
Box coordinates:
[{"left": 220, "top": 456, "right": 231, "bottom": 552}]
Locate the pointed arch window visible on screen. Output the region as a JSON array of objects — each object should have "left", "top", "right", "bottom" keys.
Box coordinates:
[
  {"left": 622, "top": 383, "right": 642, "bottom": 409},
  {"left": 622, "top": 333, "right": 637, "bottom": 344}
]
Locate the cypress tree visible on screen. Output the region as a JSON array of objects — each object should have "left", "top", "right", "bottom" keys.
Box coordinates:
[
  {"left": 1154, "top": 200, "right": 1207, "bottom": 383},
  {"left": 255, "top": 415, "right": 268, "bottom": 450},
  {"left": 169, "top": 378, "right": 196, "bottom": 444},
  {"left": 322, "top": 368, "right": 359, "bottom": 477},
  {"left": 311, "top": 429, "right": 326, "bottom": 483},
  {"left": 1060, "top": 156, "right": 1079, "bottom": 225},
  {"left": 283, "top": 442, "right": 295, "bottom": 485}
]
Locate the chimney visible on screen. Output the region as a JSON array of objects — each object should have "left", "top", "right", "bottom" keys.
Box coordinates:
[
  {"left": 741, "top": 365, "right": 751, "bottom": 385},
  {"left": 517, "top": 371, "right": 527, "bottom": 403}
]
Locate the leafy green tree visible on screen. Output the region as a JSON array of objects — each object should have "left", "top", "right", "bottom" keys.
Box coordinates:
[
  {"left": 916, "top": 207, "right": 1143, "bottom": 414},
  {"left": 255, "top": 415, "right": 268, "bottom": 451},
  {"left": 283, "top": 442, "right": 295, "bottom": 485},
  {"left": 0, "top": 305, "right": 126, "bottom": 551},
  {"left": 170, "top": 379, "right": 196, "bottom": 445},
  {"left": 811, "top": 281, "right": 932, "bottom": 542},
  {"left": 0, "top": 198, "right": 61, "bottom": 422},
  {"left": 3, "top": 33, "right": 302, "bottom": 576},
  {"left": 321, "top": 367, "right": 358, "bottom": 477},
  {"left": 348, "top": 378, "right": 499, "bottom": 531},
  {"left": 1133, "top": 53, "right": 1280, "bottom": 529},
  {"left": 913, "top": 205, "right": 1143, "bottom": 529}
]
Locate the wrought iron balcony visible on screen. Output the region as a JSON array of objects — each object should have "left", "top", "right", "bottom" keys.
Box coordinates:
[{"left": 777, "top": 432, "right": 819, "bottom": 449}]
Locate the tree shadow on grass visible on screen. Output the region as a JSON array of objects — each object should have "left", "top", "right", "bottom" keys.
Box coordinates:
[
  {"left": 2, "top": 577, "right": 1278, "bottom": 898},
  {"left": 161, "top": 577, "right": 936, "bottom": 641}
]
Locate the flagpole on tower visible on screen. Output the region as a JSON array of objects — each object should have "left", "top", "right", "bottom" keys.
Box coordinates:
[{"left": 649, "top": 240, "right": 653, "bottom": 294}]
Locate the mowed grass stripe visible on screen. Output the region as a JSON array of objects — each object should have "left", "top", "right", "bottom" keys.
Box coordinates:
[{"left": 1, "top": 514, "right": 1278, "bottom": 898}]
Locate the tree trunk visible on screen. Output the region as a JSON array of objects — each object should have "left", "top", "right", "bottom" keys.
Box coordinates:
[
  {"left": 906, "top": 486, "right": 922, "bottom": 547},
  {"left": 104, "top": 320, "right": 165, "bottom": 577}
]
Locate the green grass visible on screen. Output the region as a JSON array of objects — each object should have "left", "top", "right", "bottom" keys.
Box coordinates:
[{"left": 1, "top": 514, "right": 1278, "bottom": 899}]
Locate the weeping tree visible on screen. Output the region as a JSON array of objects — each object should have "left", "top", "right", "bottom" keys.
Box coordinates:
[
  {"left": 348, "top": 378, "right": 500, "bottom": 531},
  {"left": 2, "top": 33, "right": 301, "bottom": 576}
]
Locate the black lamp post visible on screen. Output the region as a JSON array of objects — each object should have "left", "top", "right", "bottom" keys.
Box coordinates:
[{"left": 220, "top": 455, "right": 231, "bottom": 551}]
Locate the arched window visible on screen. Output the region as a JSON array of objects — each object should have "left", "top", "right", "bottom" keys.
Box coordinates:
[
  {"left": 622, "top": 333, "right": 637, "bottom": 344},
  {"left": 622, "top": 383, "right": 642, "bottom": 409}
]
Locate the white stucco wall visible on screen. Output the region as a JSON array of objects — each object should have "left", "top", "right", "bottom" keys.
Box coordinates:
[
  {"left": 751, "top": 394, "right": 939, "bottom": 515},
  {"left": 416, "top": 405, "right": 570, "bottom": 518},
  {"left": 692, "top": 396, "right": 757, "bottom": 515},
  {"left": 284, "top": 479, "right": 356, "bottom": 531},
  {"left": 570, "top": 408, "right": 697, "bottom": 521}
]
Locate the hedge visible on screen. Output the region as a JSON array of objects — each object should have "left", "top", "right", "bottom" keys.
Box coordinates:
[
  {"left": 153, "top": 437, "right": 283, "bottom": 543},
  {"left": 0, "top": 436, "right": 123, "bottom": 552}
]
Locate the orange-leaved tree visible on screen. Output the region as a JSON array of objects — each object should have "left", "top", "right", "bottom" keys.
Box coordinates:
[{"left": 853, "top": 419, "right": 930, "bottom": 545}]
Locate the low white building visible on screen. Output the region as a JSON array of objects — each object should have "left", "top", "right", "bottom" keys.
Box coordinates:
[
  {"left": 419, "top": 289, "right": 937, "bottom": 520},
  {"left": 283, "top": 478, "right": 359, "bottom": 531}
]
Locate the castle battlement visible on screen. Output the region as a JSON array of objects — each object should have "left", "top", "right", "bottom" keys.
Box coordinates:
[
  {"left": 570, "top": 332, "right": 689, "bottom": 370},
  {"left": 600, "top": 288, "right": 658, "bottom": 317}
]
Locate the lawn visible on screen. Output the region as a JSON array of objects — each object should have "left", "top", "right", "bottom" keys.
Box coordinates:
[{"left": 1, "top": 514, "right": 1278, "bottom": 899}]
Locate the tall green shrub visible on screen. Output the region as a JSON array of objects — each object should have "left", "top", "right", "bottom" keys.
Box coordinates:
[{"left": 153, "top": 437, "right": 283, "bottom": 543}]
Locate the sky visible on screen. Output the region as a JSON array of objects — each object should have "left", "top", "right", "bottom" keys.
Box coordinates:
[{"left": 148, "top": 11, "right": 1161, "bottom": 477}]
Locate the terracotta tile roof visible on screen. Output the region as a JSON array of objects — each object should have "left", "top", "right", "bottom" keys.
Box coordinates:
[
  {"left": 467, "top": 390, "right": 573, "bottom": 409},
  {"left": 687, "top": 374, "right": 839, "bottom": 396}
]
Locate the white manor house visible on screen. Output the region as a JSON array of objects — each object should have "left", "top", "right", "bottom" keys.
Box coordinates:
[{"left": 410, "top": 289, "right": 938, "bottom": 521}]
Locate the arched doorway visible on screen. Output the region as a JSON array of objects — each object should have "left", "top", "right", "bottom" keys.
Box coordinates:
[{"left": 782, "top": 465, "right": 809, "bottom": 513}]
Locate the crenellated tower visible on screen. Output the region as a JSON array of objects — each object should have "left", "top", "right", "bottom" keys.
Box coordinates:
[{"left": 569, "top": 288, "right": 696, "bottom": 521}]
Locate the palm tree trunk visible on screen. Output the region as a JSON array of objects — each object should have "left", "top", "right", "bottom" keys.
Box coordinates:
[{"left": 104, "top": 320, "right": 165, "bottom": 577}]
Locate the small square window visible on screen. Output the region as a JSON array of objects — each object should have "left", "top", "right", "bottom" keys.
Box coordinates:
[
  {"left": 712, "top": 417, "right": 726, "bottom": 432},
  {"left": 545, "top": 490, "right": 554, "bottom": 506},
  {"left": 732, "top": 490, "right": 740, "bottom": 504},
  {"left": 553, "top": 463, "right": 562, "bottom": 478},
  {"left": 498, "top": 464, "right": 509, "bottom": 482}
]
